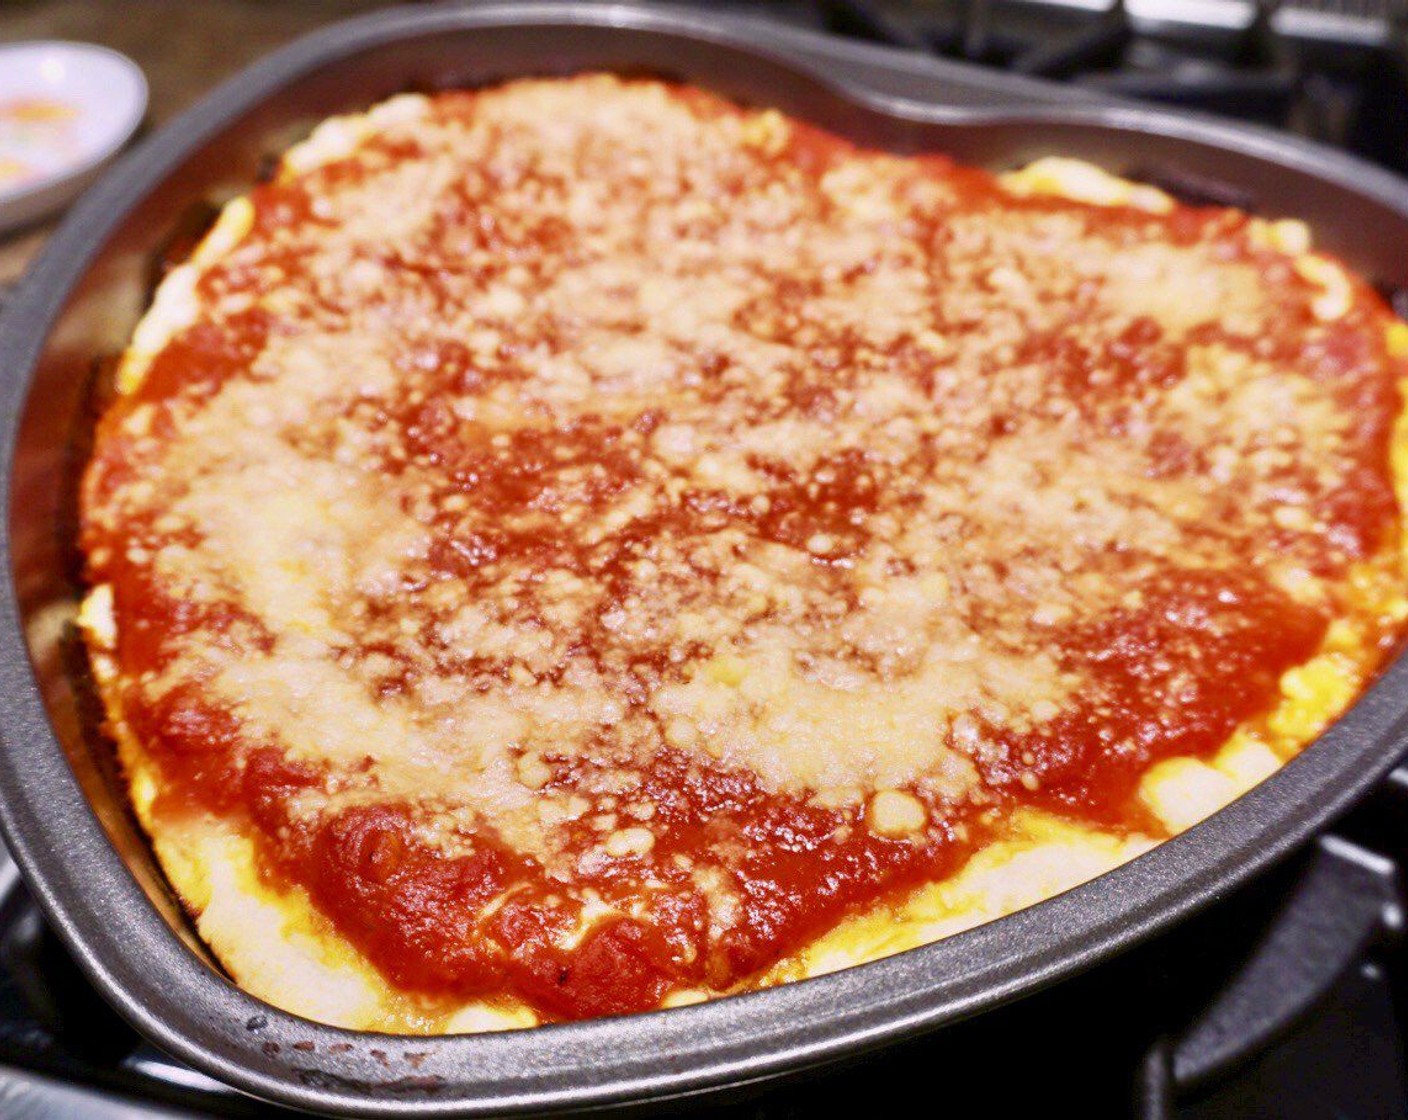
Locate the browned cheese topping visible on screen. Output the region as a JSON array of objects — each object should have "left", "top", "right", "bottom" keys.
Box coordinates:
[{"left": 81, "top": 76, "right": 1407, "bottom": 1018}]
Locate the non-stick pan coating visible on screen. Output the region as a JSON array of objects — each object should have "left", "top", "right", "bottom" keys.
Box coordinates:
[{"left": 2, "top": 4, "right": 1408, "bottom": 1115}]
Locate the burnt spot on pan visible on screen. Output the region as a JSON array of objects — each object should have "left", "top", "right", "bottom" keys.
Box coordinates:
[
  {"left": 1374, "top": 281, "right": 1408, "bottom": 323},
  {"left": 292, "top": 1066, "right": 447, "bottom": 1096},
  {"left": 1125, "top": 164, "right": 1259, "bottom": 212},
  {"left": 404, "top": 65, "right": 696, "bottom": 101},
  {"left": 254, "top": 151, "right": 282, "bottom": 185},
  {"left": 45, "top": 349, "right": 119, "bottom": 597},
  {"left": 143, "top": 198, "right": 222, "bottom": 301}
]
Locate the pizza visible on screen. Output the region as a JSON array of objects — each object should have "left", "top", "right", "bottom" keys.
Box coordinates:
[{"left": 79, "top": 75, "right": 1408, "bottom": 1032}]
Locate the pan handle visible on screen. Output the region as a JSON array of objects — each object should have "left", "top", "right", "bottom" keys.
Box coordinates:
[{"left": 1138, "top": 827, "right": 1404, "bottom": 1118}]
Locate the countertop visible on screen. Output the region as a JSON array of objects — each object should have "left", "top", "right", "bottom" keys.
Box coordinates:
[{"left": 0, "top": 0, "right": 389, "bottom": 285}]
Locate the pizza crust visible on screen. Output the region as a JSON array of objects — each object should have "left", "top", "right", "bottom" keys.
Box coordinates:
[
  {"left": 80, "top": 540, "right": 1408, "bottom": 1029},
  {"left": 76, "top": 89, "right": 1408, "bottom": 1034}
]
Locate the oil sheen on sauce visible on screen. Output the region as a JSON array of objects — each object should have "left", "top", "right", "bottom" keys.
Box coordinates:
[{"left": 81, "top": 77, "right": 1407, "bottom": 1021}]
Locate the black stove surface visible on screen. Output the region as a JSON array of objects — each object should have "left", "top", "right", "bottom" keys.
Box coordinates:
[
  {"left": 3, "top": 2, "right": 1408, "bottom": 1116},
  {"left": 712, "top": 0, "right": 1408, "bottom": 172},
  {"left": 2, "top": 773, "right": 1406, "bottom": 1118}
]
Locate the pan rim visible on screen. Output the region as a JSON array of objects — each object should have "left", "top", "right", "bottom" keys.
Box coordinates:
[{"left": 2, "top": 2, "right": 1408, "bottom": 1114}]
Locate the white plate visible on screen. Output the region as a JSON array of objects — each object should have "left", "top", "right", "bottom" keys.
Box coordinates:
[{"left": 0, "top": 41, "right": 147, "bottom": 234}]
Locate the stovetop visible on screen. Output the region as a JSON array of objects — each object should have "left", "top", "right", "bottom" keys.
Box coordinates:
[
  {"left": 2, "top": 771, "right": 1406, "bottom": 1118},
  {"left": 2, "top": 2, "right": 1408, "bottom": 1116},
  {"left": 714, "top": 0, "right": 1408, "bottom": 172}
]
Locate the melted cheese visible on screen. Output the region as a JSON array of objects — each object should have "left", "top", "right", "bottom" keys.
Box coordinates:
[{"left": 78, "top": 77, "right": 1408, "bottom": 1032}]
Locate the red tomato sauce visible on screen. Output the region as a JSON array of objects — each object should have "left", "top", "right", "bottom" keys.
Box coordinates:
[{"left": 81, "top": 81, "right": 1407, "bottom": 1022}]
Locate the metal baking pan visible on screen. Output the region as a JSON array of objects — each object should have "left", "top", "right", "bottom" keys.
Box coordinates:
[{"left": 3, "top": 3, "right": 1408, "bottom": 1115}]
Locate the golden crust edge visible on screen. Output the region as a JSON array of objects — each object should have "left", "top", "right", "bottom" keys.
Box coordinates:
[{"left": 78, "top": 90, "right": 1408, "bottom": 1033}]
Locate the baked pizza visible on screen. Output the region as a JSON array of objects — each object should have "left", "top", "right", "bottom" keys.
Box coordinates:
[{"left": 79, "top": 75, "right": 1408, "bottom": 1032}]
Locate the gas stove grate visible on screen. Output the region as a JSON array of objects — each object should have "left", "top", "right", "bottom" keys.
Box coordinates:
[
  {"left": 3, "top": 5, "right": 1408, "bottom": 1113},
  {"left": 804, "top": 0, "right": 1408, "bottom": 168}
]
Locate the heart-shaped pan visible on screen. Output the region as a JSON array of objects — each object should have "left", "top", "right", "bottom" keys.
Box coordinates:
[{"left": 2, "top": 3, "right": 1407, "bottom": 1115}]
